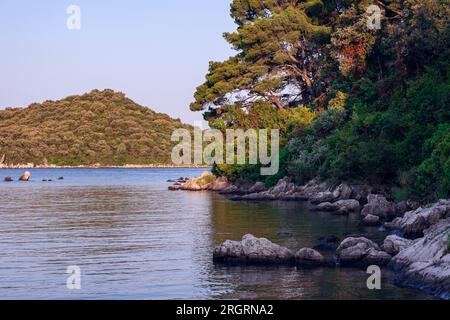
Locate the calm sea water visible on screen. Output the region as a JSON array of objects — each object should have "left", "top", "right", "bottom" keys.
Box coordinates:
[{"left": 0, "top": 168, "right": 430, "bottom": 300}]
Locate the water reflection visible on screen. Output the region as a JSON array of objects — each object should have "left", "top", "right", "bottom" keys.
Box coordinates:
[{"left": 0, "top": 168, "right": 430, "bottom": 299}]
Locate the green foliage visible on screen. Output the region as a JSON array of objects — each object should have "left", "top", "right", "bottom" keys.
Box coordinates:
[{"left": 0, "top": 90, "right": 192, "bottom": 166}]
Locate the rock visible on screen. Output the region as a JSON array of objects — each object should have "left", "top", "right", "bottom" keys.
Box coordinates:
[
  {"left": 213, "top": 234, "right": 294, "bottom": 265},
  {"left": 363, "top": 214, "right": 380, "bottom": 226},
  {"left": 390, "top": 218, "right": 450, "bottom": 299},
  {"left": 58, "top": 177, "right": 64, "bottom": 180},
  {"left": 336, "top": 237, "right": 392, "bottom": 267},
  {"left": 248, "top": 182, "right": 266, "bottom": 193},
  {"left": 315, "top": 199, "right": 360, "bottom": 214},
  {"left": 361, "top": 194, "right": 396, "bottom": 218},
  {"left": 310, "top": 191, "right": 336, "bottom": 204},
  {"left": 295, "top": 248, "right": 325, "bottom": 267},
  {"left": 19, "top": 171, "right": 31, "bottom": 181},
  {"left": 208, "top": 176, "right": 230, "bottom": 191},
  {"left": 168, "top": 184, "right": 182, "bottom": 191},
  {"left": 334, "top": 183, "right": 353, "bottom": 200},
  {"left": 395, "top": 201, "right": 410, "bottom": 215},
  {"left": 382, "top": 235, "right": 413, "bottom": 256},
  {"left": 4, "top": 176, "right": 13, "bottom": 182},
  {"left": 387, "top": 200, "right": 450, "bottom": 238},
  {"left": 175, "top": 172, "right": 216, "bottom": 191}
]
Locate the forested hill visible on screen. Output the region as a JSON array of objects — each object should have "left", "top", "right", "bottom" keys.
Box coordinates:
[{"left": 0, "top": 89, "right": 192, "bottom": 166}]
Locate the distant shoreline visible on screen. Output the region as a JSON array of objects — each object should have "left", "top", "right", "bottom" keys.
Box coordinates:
[{"left": 0, "top": 164, "right": 212, "bottom": 169}]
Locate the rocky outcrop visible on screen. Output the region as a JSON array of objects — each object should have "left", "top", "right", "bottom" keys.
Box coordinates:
[
  {"left": 387, "top": 200, "right": 450, "bottom": 238},
  {"left": 213, "top": 234, "right": 294, "bottom": 265},
  {"left": 208, "top": 176, "right": 230, "bottom": 191},
  {"left": 314, "top": 199, "right": 360, "bottom": 214},
  {"left": 390, "top": 218, "right": 450, "bottom": 299},
  {"left": 169, "top": 171, "right": 217, "bottom": 191},
  {"left": 295, "top": 248, "right": 325, "bottom": 267},
  {"left": 231, "top": 177, "right": 305, "bottom": 201},
  {"left": 336, "top": 237, "right": 392, "bottom": 267},
  {"left": 19, "top": 171, "right": 31, "bottom": 181},
  {"left": 361, "top": 194, "right": 396, "bottom": 218},
  {"left": 382, "top": 235, "right": 413, "bottom": 256}
]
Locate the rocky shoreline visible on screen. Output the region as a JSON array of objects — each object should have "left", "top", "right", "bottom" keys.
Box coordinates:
[{"left": 169, "top": 173, "right": 450, "bottom": 300}]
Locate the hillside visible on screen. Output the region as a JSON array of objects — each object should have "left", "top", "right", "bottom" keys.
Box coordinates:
[
  {"left": 193, "top": 0, "right": 449, "bottom": 202},
  {"left": 0, "top": 89, "right": 192, "bottom": 166}
]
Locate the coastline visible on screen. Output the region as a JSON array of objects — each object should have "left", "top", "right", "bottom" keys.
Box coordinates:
[{"left": 0, "top": 164, "right": 212, "bottom": 169}]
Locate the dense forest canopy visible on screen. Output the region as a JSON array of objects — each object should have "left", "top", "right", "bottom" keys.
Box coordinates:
[
  {"left": 0, "top": 89, "right": 192, "bottom": 166},
  {"left": 192, "top": 0, "right": 450, "bottom": 201}
]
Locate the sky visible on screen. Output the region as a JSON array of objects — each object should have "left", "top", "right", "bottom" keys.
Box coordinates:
[{"left": 0, "top": 0, "right": 236, "bottom": 125}]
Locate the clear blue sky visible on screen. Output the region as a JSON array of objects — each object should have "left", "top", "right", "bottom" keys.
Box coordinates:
[{"left": 0, "top": 0, "right": 235, "bottom": 125}]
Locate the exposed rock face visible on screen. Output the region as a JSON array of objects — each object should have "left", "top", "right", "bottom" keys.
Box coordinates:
[
  {"left": 4, "top": 176, "right": 13, "bottom": 182},
  {"left": 295, "top": 248, "right": 325, "bottom": 267},
  {"left": 387, "top": 200, "right": 450, "bottom": 238},
  {"left": 382, "top": 235, "right": 414, "bottom": 256},
  {"left": 361, "top": 194, "right": 396, "bottom": 218},
  {"left": 208, "top": 176, "right": 230, "bottom": 191},
  {"left": 314, "top": 199, "right": 360, "bottom": 214},
  {"left": 19, "top": 171, "right": 31, "bottom": 181},
  {"left": 213, "top": 234, "right": 294, "bottom": 265},
  {"left": 390, "top": 218, "right": 450, "bottom": 299},
  {"left": 336, "top": 237, "right": 392, "bottom": 267},
  {"left": 363, "top": 214, "right": 380, "bottom": 226}
]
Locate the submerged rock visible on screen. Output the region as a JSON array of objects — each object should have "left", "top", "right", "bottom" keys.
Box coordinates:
[
  {"left": 336, "top": 237, "right": 392, "bottom": 267},
  {"left": 213, "top": 234, "right": 294, "bottom": 265},
  {"left": 19, "top": 171, "right": 31, "bottom": 181},
  {"left": 390, "top": 218, "right": 450, "bottom": 299},
  {"left": 295, "top": 248, "right": 325, "bottom": 267}
]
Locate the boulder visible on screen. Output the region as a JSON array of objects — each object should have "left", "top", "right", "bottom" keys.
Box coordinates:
[
  {"left": 315, "top": 199, "right": 360, "bottom": 214},
  {"left": 295, "top": 248, "right": 325, "bottom": 267},
  {"left": 58, "top": 176, "right": 64, "bottom": 180},
  {"left": 248, "top": 182, "right": 266, "bottom": 194},
  {"left": 310, "top": 191, "right": 336, "bottom": 204},
  {"left": 213, "top": 234, "right": 294, "bottom": 265},
  {"left": 382, "top": 235, "right": 413, "bottom": 256},
  {"left": 361, "top": 194, "right": 396, "bottom": 218},
  {"left": 336, "top": 237, "right": 392, "bottom": 267},
  {"left": 390, "top": 218, "right": 450, "bottom": 299},
  {"left": 19, "top": 171, "right": 31, "bottom": 181},
  {"left": 387, "top": 200, "right": 450, "bottom": 238},
  {"left": 4, "top": 176, "right": 13, "bottom": 182},
  {"left": 334, "top": 183, "right": 353, "bottom": 200},
  {"left": 363, "top": 214, "right": 380, "bottom": 226},
  {"left": 208, "top": 176, "right": 230, "bottom": 191}
]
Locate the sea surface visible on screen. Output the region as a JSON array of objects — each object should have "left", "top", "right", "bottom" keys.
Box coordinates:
[{"left": 0, "top": 168, "right": 431, "bottom": 300}]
